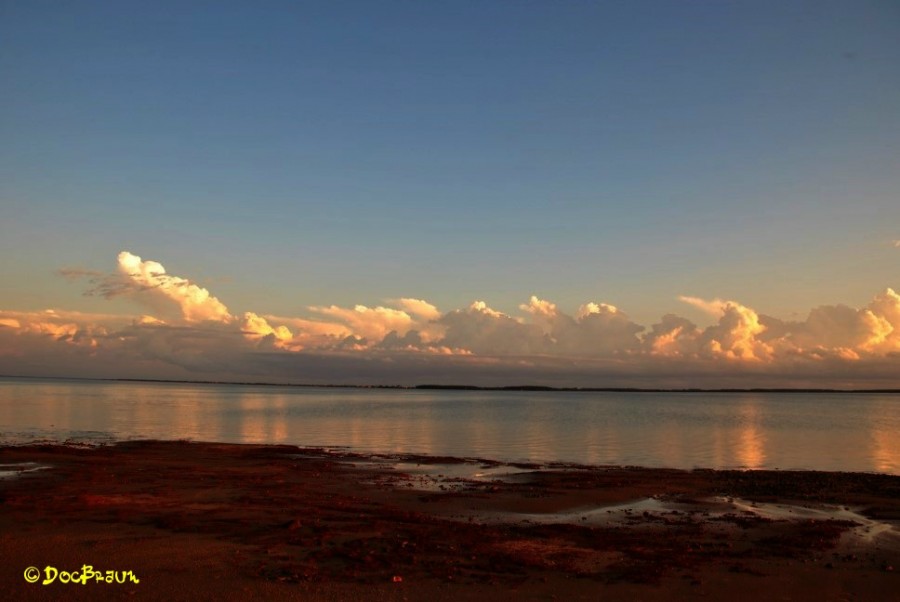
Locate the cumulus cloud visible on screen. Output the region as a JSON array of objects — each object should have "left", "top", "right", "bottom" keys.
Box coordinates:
[
  {"left": 664, "top": 290, "right": 900, "bottom": 363},
  {"left": 5, "top": 251, "right": 900, "bottom": 387},
  {"left": 258, "top": 315, "right": 353, "bottom": 348},
  {"left": 309, "top": 304, "right": 417, "bottom": 343},
  {"left": 517, "top": 296, "right": 644, "bottom": 356},
  {"left": 780, "top": 289, "right": 900, "bottom": 356},
  {"left": 393, "top": 298, "right": 441, "bottom": 321},
  {"left": 698, "top": 300, "right": 771, "bottom": 361},
  {"left": 304, "top": 297, "right": 448, "bottom": 347},
  {"left": 241, "top": 312, "right": 293, "bottom": 349},
  {"left": 438, "top": 300, "right": 547, "bottom": 355},
  {"left": 643, "top": 314, "right": 701, "bottom": 357},
  {"left": 116, "top": 252, "right": 232, "bottom": 322},
  {"left": 0, "top": 308, "right": 133, "bottom": 352},
  {"left": 61, "top": 253, "right": 231, "bottom": 323}
]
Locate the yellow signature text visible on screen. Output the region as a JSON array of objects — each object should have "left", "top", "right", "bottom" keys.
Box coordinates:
[{"left": 24, "top": 565, "right": 140, "bottom": 585}]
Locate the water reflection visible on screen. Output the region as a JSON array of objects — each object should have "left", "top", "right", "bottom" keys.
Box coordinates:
[
  {"left": 1, "top": 378, "right": 898, "bottom": 474},
  {"left": 657, "top": 421, "right": 686, "bottom": 469},
  {"left": 870, "top": 397, "right": 900, "bottom": 474},
  {"left": 736, "top": 399, "right": 766, "bottom": 469},
  {"left": 233, "top": 394, "right": 299, "bottom": 445}
]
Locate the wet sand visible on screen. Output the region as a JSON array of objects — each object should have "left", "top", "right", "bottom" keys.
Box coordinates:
[{"left": 1, "top": 441, "right": 898, "bottom": 601}]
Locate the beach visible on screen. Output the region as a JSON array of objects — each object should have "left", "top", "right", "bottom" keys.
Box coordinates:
[{"left": 1, "top": 441, "right": 898, "bottom": 601}]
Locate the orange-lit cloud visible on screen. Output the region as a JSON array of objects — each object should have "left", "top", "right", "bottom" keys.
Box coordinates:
[
  {"left": 393, "top": 298, "right": 441, "bottom": 321},
  {"left": 309, "top": 303, "right": 418, "bottom": 343},
  {"left": 116, "top": 252, "right": 232, "bottom": 323},
  {"left": 5, "top": 251, "right": 900, "bottom": 387},
  {"left": 241, "top": 312, "right": 293, "bottom": 348}
]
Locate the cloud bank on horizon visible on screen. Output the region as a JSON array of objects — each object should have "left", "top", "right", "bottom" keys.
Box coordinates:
[{"left": 3, "top": 251, "right": 900, "bottom": 388}]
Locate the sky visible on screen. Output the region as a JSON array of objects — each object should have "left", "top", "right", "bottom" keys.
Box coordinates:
[{"left": 1, "top": 1, "right": 900, "bottom": 387}]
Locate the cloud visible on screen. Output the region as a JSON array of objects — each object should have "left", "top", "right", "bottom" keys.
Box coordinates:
[
  {"left": 309, "top": 304, "right": 418, "bottom": 343},
  {"left": 643, "top": 314, "right": 701, "bottom": 357},
  {"left": 61, "top": 253, "right": 232, "bottom": 323},
  {"left": 258, "top": 315, "right": 352, "bottom": 348},
  {"left": 678, "top": 295, "right": 729, "bottom": 317},
  {"left": 785, "top": 288, "right": 900, "bottom": 355},
  {"left": 241, "top": 312, "right": 293, "bottom": 349},
  {"left": 667, "top": 290, "right": 900, "bottom": 363},
  {"left": 5, "top": 251, "right": 900, "bottom": 387},
  {"left": 517, "top": 296, "right": 644, "bottom": 356},
  {"left": 696, "top": 299, "right": 771, "bottom": 361},
  {"left": 438, "top": 301, "right": 547, "bottom": 355},
  {"left": 0, "top": 308, "right": 132, "bottom": 351},
  {"left": 393, "top": 298, "right": 441, "bottom": 321},
  {"left": 116, "top": 252, "right": 232, "bottom": 323}
]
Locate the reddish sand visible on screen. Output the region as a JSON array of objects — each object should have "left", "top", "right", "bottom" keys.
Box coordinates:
[{"left": 1, "top": 441, "right": 898, "bottom": 601}]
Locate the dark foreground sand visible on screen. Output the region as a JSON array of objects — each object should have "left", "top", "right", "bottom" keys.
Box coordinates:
[{"left": 1, "top": 441, "right": 898, "bottom": 601}]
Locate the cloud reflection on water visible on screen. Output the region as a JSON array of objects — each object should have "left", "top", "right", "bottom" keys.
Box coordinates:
[{"left": 1, "top": 380, "right": 898, "bottom": 475}]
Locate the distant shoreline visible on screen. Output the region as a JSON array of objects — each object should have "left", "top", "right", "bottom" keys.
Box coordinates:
[{"left": 2, "top": 373, "right": 900, "bottom": 394}]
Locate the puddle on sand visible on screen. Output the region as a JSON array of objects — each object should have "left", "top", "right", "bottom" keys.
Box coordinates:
[
  {"left": 357, "top": 460, "right": 540, "bottom": 492},
  {"left": 0, "top": 462, "right": 49, "bottom": 479},
  {"left": 284, "top": 451, "right": 900, "bottom": 547},
  {"left": 721, "top": 497, "right": 900, "bottom": 544},
  {"left": 469, "top": 496, "right": 705, "bottom": 527},
  {"left": 463, "top": 495, "right": 900, "bottom": 544},
  {"left": 285, "top": 451, "right": 537, "bottom": 492},
  {"left": 394, "top": 461, "right": 533, "bottom": 481}
]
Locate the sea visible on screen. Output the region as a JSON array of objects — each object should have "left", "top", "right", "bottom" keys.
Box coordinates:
[{"left": 1, "top": 376, "right": 898, "bottom": 474}]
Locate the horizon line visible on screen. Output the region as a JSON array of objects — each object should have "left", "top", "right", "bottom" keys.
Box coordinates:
[{"left": 3, "top": 374, "right": 900, "bottom": 394}]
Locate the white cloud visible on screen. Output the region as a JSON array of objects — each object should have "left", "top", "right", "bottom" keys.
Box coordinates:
[
  {"left": 438, "top": 301, "right": 547, "bottom": 355},
  {"left": 678, "top": 295, "right": 728, "bottom": 317},
  {"left": 309, "top": 304, "right": 416, "bottom": 344},
  {"left": 116, "top": 252, "right": 232, "bottom": 323},
  {"left": 5, "top": 250, "right": 900, "bottom": 387},
  {"left": 576, "top": 302, "right": 620, "bottom": 319},
  {"left": 699, "top": 300, "right": 771, "bottom": 361},
  {"left": 393, "top": 298, "right": 441, "bottom": 321}
]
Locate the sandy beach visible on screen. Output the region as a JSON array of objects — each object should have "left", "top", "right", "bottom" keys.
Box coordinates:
[{"left": 1, "top": 441, "right": 898, "bottom": 601}]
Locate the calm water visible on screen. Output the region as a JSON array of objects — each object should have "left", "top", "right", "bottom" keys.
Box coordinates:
[{"left": 1, "top": 377, "right": 898, "bottom": 474}]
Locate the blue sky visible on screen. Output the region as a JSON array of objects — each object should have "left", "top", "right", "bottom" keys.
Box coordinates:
[{"left": 2, "top": 1, "right": 900, "bottom": 386}]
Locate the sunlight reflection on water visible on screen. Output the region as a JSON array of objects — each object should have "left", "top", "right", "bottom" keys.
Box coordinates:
[{"left": 1, "top": 377, "right": 898, "bottom": 474}]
